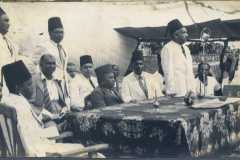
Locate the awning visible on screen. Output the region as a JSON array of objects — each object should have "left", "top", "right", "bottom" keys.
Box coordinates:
[{"left": 115, "top": 19, "right": 240, "bottom": 42}]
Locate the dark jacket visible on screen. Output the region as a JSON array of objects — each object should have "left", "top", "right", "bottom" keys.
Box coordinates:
[{"left": 86, "top": 87, "right": 123, "bottom": 110}]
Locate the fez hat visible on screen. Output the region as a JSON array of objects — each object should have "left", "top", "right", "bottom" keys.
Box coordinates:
[
  {"left": 0, "top": 7, "right": 6, "bottom": 16},
  {"left": 95, "top": 64, "right": 114, "bottom": 83},
  {"left": 48, "top": 17, "right": 63, "bottom": 32},
  {"left": 80, "top": 55, "right": 93, "bottom": 66},
  {"left": 2, "top": 60, "right": 31, "bottom": 93},
  {"left": 132, "top": 50, "right": 144, "bottom": 62},
  {"left": 167, "top": 19, "right": 184, "bottom": 36}
]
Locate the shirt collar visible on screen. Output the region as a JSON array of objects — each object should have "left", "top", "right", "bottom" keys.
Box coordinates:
[
  {"left": 134, "top": 72, "right": 144, "bottom": 79},
  {"left": 40, "top": 72, "right": 55, "bottom": 81},
  {"left": 50, "top": 39, "right": 59, "bottom": 47}
]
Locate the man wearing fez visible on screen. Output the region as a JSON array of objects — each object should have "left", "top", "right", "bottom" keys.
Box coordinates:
[
  {"left": 0, "top": 61, "right": 101, "bottom": 157},
  {"left": 31, "top": 54, "right": 69, "bottom": 131},
  {"left": 161, "top": 19, "right": 195, "bottom": 96},
  {"left": 87, "top": 64, "right": 123, "bottom": 109},
  {"left": 121, "top": 50, "right": 163, "bottom": 103},
  {"left": 69, "top": 55, "right": 98, "bottom": 111},
  {"left": 33, "top": 17, "right": 69, "bottom": 105}
]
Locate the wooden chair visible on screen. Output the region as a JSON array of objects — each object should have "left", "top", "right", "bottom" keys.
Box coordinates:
[
  {"left": 0, "top": 104, "right": 25, "bottom": 156},
  {"left": 0, "top": 103, "right": 108, "bottom": 157}
]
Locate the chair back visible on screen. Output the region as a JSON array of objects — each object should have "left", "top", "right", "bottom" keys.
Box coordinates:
[{"left": 0, "top": 104, "right": 25, "bottom": 156}]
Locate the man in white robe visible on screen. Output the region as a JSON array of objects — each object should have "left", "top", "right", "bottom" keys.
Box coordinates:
[
  {"left": 161, "top": 19, "right": 196, "bottom": 96},
  {"left": 121, "top": 50, "right": 164, "bottom": 103}
]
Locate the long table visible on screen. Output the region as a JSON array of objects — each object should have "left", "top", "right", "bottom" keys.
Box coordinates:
[{"left": 72, "top": 97, "right": 240, "bottom": 157}]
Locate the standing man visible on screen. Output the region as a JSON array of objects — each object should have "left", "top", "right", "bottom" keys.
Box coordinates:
[
  {"left": 161, "top": 19, "right": 195, "bottom": 96},
  {"left": 121, "top": 50, "right": 163, "bottom": 103},
  {"left": 34, "top": 17, "right": 69, "bottom": 105},
  {"left": 0, "top": 7, "right": 34, "bottom": 95},
  {"left": 69, "top": 55, "right": 98, "bottom": 110},
  {"left": 87, "top": 64, "right": 123, "bottom": 109}
]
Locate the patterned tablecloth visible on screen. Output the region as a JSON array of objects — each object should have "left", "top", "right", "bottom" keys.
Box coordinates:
[{"left": 72, "top": 97, "right": 240, "bottom": 157}]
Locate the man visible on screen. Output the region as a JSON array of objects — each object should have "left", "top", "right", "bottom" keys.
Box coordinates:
[
  {"left": 87, "top": 64, "right": 123, "bottom": 109},
  {"left": 1, "top": 61, "right": 104, "bottom": 158},
  {"left": 0, "top": 7, "right": 21, "bottom": 95},
  {"left": 161, "top": 19, "right": 195, "bottom": 96},
  {"left": 195, "top": 63, "right": 221, "bottom": 96},
  {"left": 67, "top": 62, "right": 78, "bottom": 79},
  {"left": 35, "top": 17, "right": 68, "bottom": 78},
  {"left": 69, "top": 55, "right": 98, "bottom": 110},
  {"left": 112, "top": 64, "right": 122, "bottom": 92},
  {"left": 121, "top": 50, "right": 163, "bottom": 103},
  {"left": 32, "top": 17, "right": 69, "bottom": 106},
  {"left": 31, "top": 54, "right": 69, "bottom": 128}
]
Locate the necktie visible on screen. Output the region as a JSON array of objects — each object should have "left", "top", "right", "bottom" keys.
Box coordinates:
[
  {"left": 181, "top": 45, "right": 187, "bottom": 58},
  {"left": 3, "top": 36, "right": 14, "bottom": 58},
  {"left": 138, "top": 75, "right": 148, "bottom": 99},
  {"left": 88, "top": 77, "right": 96, "bottom": 89},
  {"left": 57, "top": 44, "right": 67, "bottom": 67},
  {"left": 42, "top": 79, "right": 51, "bottom": 110},
  {"left": 57, "top": 44, "right": 70, "bottom": 99}
]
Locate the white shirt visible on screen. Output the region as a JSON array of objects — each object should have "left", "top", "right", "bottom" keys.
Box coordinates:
[
  {"left": 161, "top": 40, "right": 196, "bottom": 96},
  {"left": 69, "top": 73, "right": 98, "bottom": 108},
  {"left": 121, "top": 71, "right": 164, "bottom": 103},
  {"left": 195, "top": 76, "right": 220, "bottom": 96},
  {"left": 231, "top": 68, "right": 240, "bottom": 85},
  {"left": 41, "top": 74, "right": 59, "bottom": 101}
]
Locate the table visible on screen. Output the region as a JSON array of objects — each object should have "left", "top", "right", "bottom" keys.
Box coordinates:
[{"left": 72, "top": 97, "right": 240, "bottom": 157}]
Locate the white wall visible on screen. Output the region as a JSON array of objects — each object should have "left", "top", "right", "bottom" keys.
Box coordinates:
[{"left": 1, "top": 1, "right": 240, "bottom": 73}]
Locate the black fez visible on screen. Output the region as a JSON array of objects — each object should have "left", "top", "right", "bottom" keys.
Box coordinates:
[
  {"left": 0, "top": 7, "right": 6, "bottom": 16},
  {"left": 2, "top": 60, "right": 31, "bottom": 93},
  {"left": 95, "top": 64, "right": 114, "bottom": 83},
  {"left": 80, "top": 55, "right": 93, "bottom": 66},
  {"left": 48, "top": 17, "right": 63, "bottom": 32},
  {"left": 167, "top": 19, "right": 184, "bottom": 35},
  {"left": 132, "top": 50, "right": 144, "bottom": 62}
]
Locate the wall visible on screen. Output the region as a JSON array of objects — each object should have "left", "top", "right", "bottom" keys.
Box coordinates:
[{"left": 1, "top": 1, "right": 240, "bottom": 73}]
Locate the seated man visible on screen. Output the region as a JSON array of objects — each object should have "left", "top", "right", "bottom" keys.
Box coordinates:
[
  {"left": 69, "top": 55, "right": 98, "bottom": 111},
  {"left": 86, "top": 64, "right": 123, "bottom": 109},
  {"left": 1, "top": 60, "right": 104, "bottom": 157},
  {"left": 195, "top": 63, "right": 221, "bottom": 96},
  {"left": 30, "top": 54, "right": 69, "bottom": 129},
  {"left": 121, "top": 50, "right": 163, "bottom": 103},
  {"left": 67, "top": 61, "right": 78, "bottom": 79}
]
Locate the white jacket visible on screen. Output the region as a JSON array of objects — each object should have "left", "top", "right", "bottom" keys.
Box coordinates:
[
  {"left": 161, "top": 40, "right": 196, "bottom": 96},
  {"left": 69, "top": 73, "right": 98, "bottom": 108},
  {"left": 121, "top": 72, "right": 164, "bottom": 103}
]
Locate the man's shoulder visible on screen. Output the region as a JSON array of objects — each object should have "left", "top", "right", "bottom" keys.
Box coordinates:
[
  {"left": 123, "top": 72, "right": 135, "bottom": 81},
  {"left": 162, "top": 40, "right": 175, "bottom": 48},
  {"left": 2, "top": 94, "right": 29, "bottom": 109},
  {"left": 90, "top": 87, "right": 104, "bottom": 98}
]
